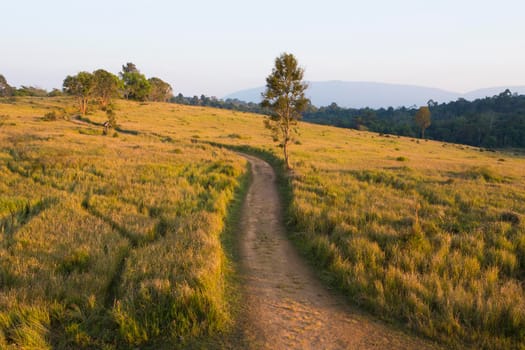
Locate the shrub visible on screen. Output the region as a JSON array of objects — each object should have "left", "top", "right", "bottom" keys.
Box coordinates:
[
  {"left": 465, "top": 166, "right": 502, "bottom": 182},
  {"left": 500, "top": 211, "right": 520, "bottom": 225},
  {"left": 58, "top": 250, "right": 91, "bottom": 275}
]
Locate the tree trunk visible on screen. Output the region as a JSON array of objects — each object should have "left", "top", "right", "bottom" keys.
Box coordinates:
[
  {"left": 421, "top": 128, "right": 425, "bottom": 139},
  {"left": 81, "top": 97, "right": 88, "bottom": 115},
  {"left": 283, "top": 140, "right": 290, "bottom": 169},
  {"left": 100, "top": 97, "right": 109, "bottom": 108}
]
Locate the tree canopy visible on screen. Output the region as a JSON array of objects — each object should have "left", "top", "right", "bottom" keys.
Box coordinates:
[
  {"left": 301, "top": 91, "right": 525, "bottom": 148},
  {"left": 121, "top": 62, "right": 138, "bottom": 74},
  {"left": 0, "top": 75, "right": 13, "bottom": 97},
  {"left": 148, "top": 77, "right": 173, "bottom": 102},
  {"left": 262, "top": 53, "right": 309, "bottom": 169},
  {"left": 93, "top": 69, "right": 121, "bottom": 108},
  {"left": 415, "top": 106, "right": 431, "bottom": 139},
  {"left": 120, "top": 63, "right": 151, "bottom": 101},
  {"left": 63, "top": 72, "right": 95, "bottom": 115}
]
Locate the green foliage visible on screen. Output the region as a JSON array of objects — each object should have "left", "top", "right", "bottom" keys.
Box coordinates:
[
  {"left": 63, "top": 72, "right": 95, "bottom": 115},
  {"left": 0, "top": 74, "right": 13, "bottom": 97},
  {"left": 148, "top": 77, "right": 173, "bottom": 102},
  {"left": 47, "top": 88, "right": 63, "bottom": 97},
  {"left": 42, "top": 108, "right": 67, "bottom": 121},
  {"left": 93, "top": 69, "right": 121, "bottom": 108},
  {"left": 58, "top": 249, "right": 91, "bottom": 275},
  {"left": 0, "top": 305, "right": 51, "bottom": 349},
  {"left": 170, "top": 93, "right": 268, "bottom": 114},
  {"left": 120, "top": 63, "right": 151, "bottom": 101},
  {"left": 121, "top": 62, "right": 138, "bottom": 74},
  {"left": 303, "top": 91, "right": 525, "bottom": 148},
  {"left": 262, "top": 53, "right": 309, "bottom": 169},
  {"left": 13, "top": 86, "right": 48, "bottom": 97}
]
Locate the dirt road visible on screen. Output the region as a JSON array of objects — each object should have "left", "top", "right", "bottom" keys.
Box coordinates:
[{"left": 236, "top": 154, "right": 440, "bottom": 349}]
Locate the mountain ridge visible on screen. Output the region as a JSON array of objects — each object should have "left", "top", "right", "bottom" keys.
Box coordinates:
[{"left": 224, "top": 81, "right": 525, "bottom": 109}]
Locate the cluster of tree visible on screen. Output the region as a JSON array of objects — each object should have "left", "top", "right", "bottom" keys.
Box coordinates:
[
  {"left": 302, "top": 90, "right": 525, "bottom": 148},
  {"left": 119, "top": 62, "right": 172, "bottom": 101},
  {"left": 0, "top": 74, "right": 63, "bottom": 97},
  {"left": 2, "top": 64, "right": 173, "bottom": 116},
  {"left": 171, "top": 93, "right": 268, "bottom": 113},
  {"left": 62, "top": 63, "right": 172, "bottom": 114}
]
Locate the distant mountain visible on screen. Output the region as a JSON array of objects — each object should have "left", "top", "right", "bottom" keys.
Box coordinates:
[{"left": 224, "top": 81, "right": 525, "bottom": 109}]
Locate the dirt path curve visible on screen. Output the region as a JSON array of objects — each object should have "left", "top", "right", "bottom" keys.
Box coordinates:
[{"left": 237, "top": 154, "right": 441, "bottom": 350}]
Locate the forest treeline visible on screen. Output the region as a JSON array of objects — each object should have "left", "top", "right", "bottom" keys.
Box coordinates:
[
  {"left": 171, "top": 93, "right": 267, "bottom": 114},
  {"left": 302, "top": 90, "right": 525, "bottom": 148}
]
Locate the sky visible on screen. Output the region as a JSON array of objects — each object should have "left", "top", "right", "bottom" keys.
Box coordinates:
[{"left": 1, "top": 0, "right": 525, "bottom": 97}]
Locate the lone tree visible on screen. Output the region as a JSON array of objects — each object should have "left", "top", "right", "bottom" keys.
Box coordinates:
[
  {"left": 63, "top": 72, "right": 95, "bottom": 115},
  {"left": 262, "top": 53, "right": 309, "bottom": 169},
  {"left": 415, "top": 106, "right": 431, "bottom": 139}
]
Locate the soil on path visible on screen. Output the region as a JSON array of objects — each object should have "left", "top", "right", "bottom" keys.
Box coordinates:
[{"left": 236, "top": 154, "right": 441, "bottom": 350}]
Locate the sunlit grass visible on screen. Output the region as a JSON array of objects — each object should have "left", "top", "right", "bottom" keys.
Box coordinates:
[
  {"left": 0, "top": 97, "right": 247, "bottom": 348},
  {"left": 283, "top": 133, "right": 525, "bottom": 349},
  {"left": 1, "top": 96, "right": 524, "bottom": 348}
]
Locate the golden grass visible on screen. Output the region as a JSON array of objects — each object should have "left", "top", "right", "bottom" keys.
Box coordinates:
[
  {"left": 0, "top": 97, "right": 247, "bottom": 348},
  {"left": 1, "top": 96, "right": 525, "bottom": 348}
]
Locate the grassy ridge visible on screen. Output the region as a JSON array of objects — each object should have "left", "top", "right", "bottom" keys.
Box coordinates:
[{"left": 0, "top": 97, "right": 247, "bottom": 348}]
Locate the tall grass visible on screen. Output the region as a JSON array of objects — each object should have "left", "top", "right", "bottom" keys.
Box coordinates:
[
  {"left": 0, "top": 97, "right": 246, "bottom": 348},
  {"left": 285, "top": 134, "right": 525, "bottom": 348},
  {"left": 2, "top": 96, "right": 525, "bottom": 348}
]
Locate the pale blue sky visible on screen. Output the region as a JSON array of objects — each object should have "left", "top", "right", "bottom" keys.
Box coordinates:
[{"left": 2, "top": 0, "right": 524, "bottom": 96}]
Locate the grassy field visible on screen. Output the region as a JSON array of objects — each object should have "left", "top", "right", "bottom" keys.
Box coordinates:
[
  {"left": 0, "top": 97, "right": 247, "bottom": 348},
  {"left": 1, "top": 97, "right": 525, "bottom": 348},
  {"left": 287, "top": 131, "right": 525, "bottom": 348}
]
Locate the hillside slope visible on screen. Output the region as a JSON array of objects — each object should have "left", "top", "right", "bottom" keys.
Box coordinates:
[
  {"left": 1, "top": 97, "right": 524, "bottom": 348},
  {"left": 0, "top": 97, "right": 248, "bottom": 348}
]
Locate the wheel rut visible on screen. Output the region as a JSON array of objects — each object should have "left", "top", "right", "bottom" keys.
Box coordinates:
[{"left": 236, "top": 154, "right": 441, "bottom": 350}]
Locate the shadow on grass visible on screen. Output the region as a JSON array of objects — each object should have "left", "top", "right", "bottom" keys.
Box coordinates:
[
  {"left": 1, "top": 197, "right": 58, "bottom": 249},
  {"left": 74, "top": 115, "right": 141, "bottom": 135}
]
